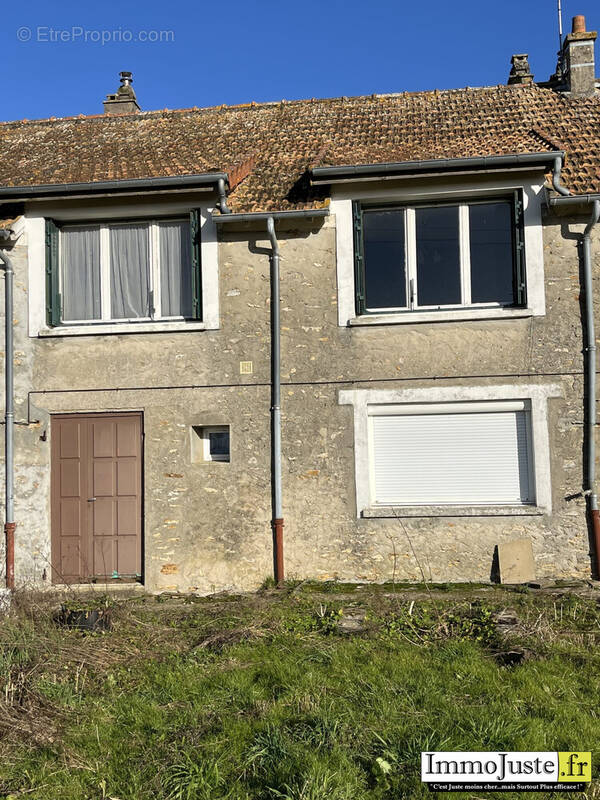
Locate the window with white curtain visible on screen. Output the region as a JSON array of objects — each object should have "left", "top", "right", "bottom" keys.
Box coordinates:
[
  {"left": 368, "top": 400, "right": 535, "bottom": 506},
  {"left": 58, "top": 218, "right": 194, "bottom": 323}
]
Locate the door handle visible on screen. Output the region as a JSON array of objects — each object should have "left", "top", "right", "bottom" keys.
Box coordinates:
[{"left": 88, "top": 498, "right": 96, "bottom": 502}]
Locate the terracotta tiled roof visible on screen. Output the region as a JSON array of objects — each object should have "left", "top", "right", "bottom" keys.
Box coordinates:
[{"left": 0, "top": 84, "right": 598, "bottom": 212}]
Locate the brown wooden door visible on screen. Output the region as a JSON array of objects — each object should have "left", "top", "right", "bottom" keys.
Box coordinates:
[{"left": 51, "top": 413, "right": 143, "bottom": 584}]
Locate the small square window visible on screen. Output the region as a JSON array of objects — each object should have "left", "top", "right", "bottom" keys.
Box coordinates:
[{"left": 191, "top": 425, "right": 230, "bottom": 463}]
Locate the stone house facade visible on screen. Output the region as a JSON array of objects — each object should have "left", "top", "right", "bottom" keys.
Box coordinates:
[{"left": 0, "top": 17, "right": 600, "bottom": 592}]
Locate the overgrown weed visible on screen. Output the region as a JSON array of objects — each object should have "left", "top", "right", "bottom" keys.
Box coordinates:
[{"left": 0, "top": 585, "right": 599, "bottom": 798}]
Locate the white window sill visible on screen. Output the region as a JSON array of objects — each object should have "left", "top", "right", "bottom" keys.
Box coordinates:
[
  {"left": 348, "top": 307, "right": 534, "bottom": 326},
  {"left": 362, "top": 505, "right": 546, "bottom": 518},
  {"left": 36, "top": 321, "right": 209, "bottom": 337}
]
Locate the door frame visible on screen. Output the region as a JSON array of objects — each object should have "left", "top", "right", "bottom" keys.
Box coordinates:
[{"left": 50, "top": 410, "right": 145, "bottom": 585}]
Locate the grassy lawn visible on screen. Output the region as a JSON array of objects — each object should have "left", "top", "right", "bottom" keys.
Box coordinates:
[{"left": 0, "top": 581, "right": 599, "bottom": 799}]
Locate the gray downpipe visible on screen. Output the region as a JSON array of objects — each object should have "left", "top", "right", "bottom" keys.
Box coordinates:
[
  {"left": 552, "top": 155, "right": 571, "bottom": 197},
  {"left": 583, "top": 200, "right": 600, "bottom": 506},
  {"left": 217, "top": 178, "right": 231, "bottom": 215},
  {"left": 0, "top": 243, "right": 15, "bottom": 589},
  {"left": 581, "top": 200, "right": 600, "bottom": 578},
  {"left": 213, "top": 208, "right": 330, "bottom": 224},
  {"left": 266, "top": 216, "right": 284, "bottom": 583}
]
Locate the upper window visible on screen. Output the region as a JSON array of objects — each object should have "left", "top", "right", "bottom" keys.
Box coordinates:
[
  {"left": 45, "top": 212, "right": 202, "bottom": 326},
  {"left": 353, "top": 194, "right": 525, "bottom": 315}
]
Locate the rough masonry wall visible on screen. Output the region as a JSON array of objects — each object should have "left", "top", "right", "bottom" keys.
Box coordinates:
[
  {"left": 1, "top": 211, "right": 597, "bottom": 591},
  {"left": 0, "top": 233, "right": 50, "bottom": 586},
  {"left": 265, "top": 219, "right": 593, "bottom": 584}
]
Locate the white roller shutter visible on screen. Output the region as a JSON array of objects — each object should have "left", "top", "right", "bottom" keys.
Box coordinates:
[{"left": 369, "top": 404, "right": 533, "bottom": 506}]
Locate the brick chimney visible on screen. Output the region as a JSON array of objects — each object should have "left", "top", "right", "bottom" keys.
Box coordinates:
[
  {"left": 103, "top": 72, "right": 141, "bottom": 114},
  {"left": 552, "top": 15, "right": 597, "bottom": 96},
  {"left": 507, "top": 54, "right": 534, "bottom": 85}
]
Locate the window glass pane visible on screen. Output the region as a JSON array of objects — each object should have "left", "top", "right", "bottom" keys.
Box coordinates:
[
  {"left": 362, "top": 209, "right": 406, "bottom": 309},
  {"left": 209, "top": 430, "right": 229, "bottom": 460},
  {"left": 61, "top": 226, "right": 101, "bottom": 320},
  {"left": 416, "top": 206, "right": 461, "bottom": 306},
  {"left": 469, "top": 202, "right": 515, "bottom": 304},
  {"left": 110, "top": 224, "right": 150, "bottom": 319},
  {"left": 159, "top": 220, "right": 193, "bottom": 317}
]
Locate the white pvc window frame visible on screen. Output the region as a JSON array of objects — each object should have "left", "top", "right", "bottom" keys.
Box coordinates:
[
  {"left": 366, "top": 400, "right": 536, "bottom": 507},
  {"left": 339, "top": 383, "right": 561, "bottom": 517},
  {"left": 59, "top": 217, "right": 190, "bottom": 325},
  {"left": 332, "top": 175, "right": 546, "bottom": 327}
]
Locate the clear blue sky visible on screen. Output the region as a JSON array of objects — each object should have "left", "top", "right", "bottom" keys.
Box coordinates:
[{"left": 2, "top": 0, "right": 598, "bottom": 122}]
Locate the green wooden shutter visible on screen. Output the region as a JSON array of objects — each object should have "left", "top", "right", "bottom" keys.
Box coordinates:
[
  {"left": 190, "top": 209, "right": 202, "bottom": 320},
  {"left": 513, "top": 190, "right": 526, "bottom": 307},
  {"left": 45, "top": 219, "right": 61, "bottom": 326},
  {"left": 352, "top": 201, "right": 365, "bottom": 315}
]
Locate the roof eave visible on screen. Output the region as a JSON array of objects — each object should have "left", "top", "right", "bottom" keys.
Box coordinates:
[
  {"left": 0, "top": 172, "right": 229, "bottom": 202},
  {"left": 310, "top": 152, "right": 565, "bottom": 185}
]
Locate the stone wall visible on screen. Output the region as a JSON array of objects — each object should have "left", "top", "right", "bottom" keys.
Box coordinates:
[{"left": 0, "top": 208, "right": 597, "bottom": 591}]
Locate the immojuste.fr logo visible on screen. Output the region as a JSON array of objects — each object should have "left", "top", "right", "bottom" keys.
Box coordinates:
[{"left": 421, "top": 751, "right": 591, "bottom": 792}]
